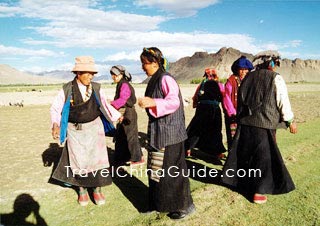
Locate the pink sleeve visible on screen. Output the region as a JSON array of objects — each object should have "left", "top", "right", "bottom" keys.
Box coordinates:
[
  {"left": 50, "top": 89, "right": 65, "bottom": 128},
  {"left": 223, "top": 81, "right": 237, "bottom": 117},
  {"left": 148, "top": 75, "right": 180, "bottom": 118},
  {"left": 218, "top": 82, "right": 225, "bottom": 95},
  {"left": 111, "top": 83, "right": 131, "bottom": 110}
]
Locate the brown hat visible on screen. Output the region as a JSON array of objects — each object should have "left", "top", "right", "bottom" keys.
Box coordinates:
[{"left": 72, "top": 56, "right": 98, "bottom": 73}]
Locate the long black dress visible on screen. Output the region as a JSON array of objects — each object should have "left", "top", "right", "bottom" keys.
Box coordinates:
[
  {"left": 221, "top": 125, "right": 295, "bottom": 195},
  {"left": 185, "top": 79, "right": 226, "bottom": 156},
  {"left": 112, "top": 79, "right": 142, "bottom": 163}
]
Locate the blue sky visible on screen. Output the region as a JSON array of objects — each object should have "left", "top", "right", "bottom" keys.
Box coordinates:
[{"left": 0, "top": 0, "right": 319, "bottom": 78}]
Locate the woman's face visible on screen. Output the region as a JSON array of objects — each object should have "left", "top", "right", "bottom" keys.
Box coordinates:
[
  {"left": 141, "top": 59, "right": 158, "bottom": 77},
  {"left": 77, "top": 72, "right": 95, "bottom": 86},
  {"left": 238, "top": 68, "right": 249, "bottom": 79},
  {"left": 111, "top": 73, "right": 123, "bottom": 83}
]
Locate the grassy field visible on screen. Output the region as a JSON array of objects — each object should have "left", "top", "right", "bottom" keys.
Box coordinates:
[{"left": 0, "top": 85, "right": 319, "bottom": 226}]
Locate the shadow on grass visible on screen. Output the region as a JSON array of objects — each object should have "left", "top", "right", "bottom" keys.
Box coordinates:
[
  {"left": 187, "top": 148, "right": 224, "bottom": 166},
  {"left": 41, "top": 143, "right": 78, "bottom": 196},
  {"left": 112, "top": 170, "right": 149, "bottom": 213},
  {"left": 0, "top": 193, "right": 48, "bottom": 226},
  {"left": 186, "top": 159, "right": 252, "bottom": 203},
  {"left": 108, "top": 143, "right": 149, "bottom": 213},
  {"left": 186, "top": 159, "right": 223, "bottom": 185}
]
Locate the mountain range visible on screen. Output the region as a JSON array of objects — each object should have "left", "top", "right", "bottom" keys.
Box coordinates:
[
  {"left": 1, "top": 47, "right": 319, "bottom": 85},
  {"left": 169, "top": 47, "right": 320, "bottom": 83}
]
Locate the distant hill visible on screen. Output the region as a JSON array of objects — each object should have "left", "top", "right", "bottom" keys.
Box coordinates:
[
  {"left": 168, "top": 47, "right": 320, "bottom": 83},
  {"left": 0, "top": 64, "right": 67, "bottom": 85},
  {"left": 1, "top": 47, "right": 320, "bottom": 85}
]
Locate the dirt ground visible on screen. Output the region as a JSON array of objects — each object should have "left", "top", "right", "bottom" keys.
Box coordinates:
[{"left": 0, "top": 83, "right": 319, "bottom": 224}]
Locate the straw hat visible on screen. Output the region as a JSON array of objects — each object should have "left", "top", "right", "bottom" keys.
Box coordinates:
[{"left": 72, "top": 56, "right": 98, "bottom": 73}]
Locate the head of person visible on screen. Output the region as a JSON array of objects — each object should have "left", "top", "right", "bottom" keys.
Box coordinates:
[
  {"left": 110, "top": 65, "right": 132, "bottom": 83},
  {"left": 140, "top": 47, "right": 168, "bottom": 76},
  {"left": 204, "top": 68, "right": 219, "bottom": 81},
  {"left": 72, "top": 56, "right": 97, "bottom": 86},
  {"left": 231, "top": 56, "right": 254, "bottom": 79},
  {"left": 253, "top": 50, "right": 281, "bottom": 71}
]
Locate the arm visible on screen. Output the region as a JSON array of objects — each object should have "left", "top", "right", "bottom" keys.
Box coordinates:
[
  {"left": 138, "top": 75, "right": 180, "bottom": 118},
  {"left": 275, "top": 74, "right": 297, "bottom": 133},
  {"left": 150, "top": 75, "right": 180, "bottom": 117},
  {"left": 50, "top": 89, "right": 65, "bottom": 140},
  {"left": 111, "top": 83, "right": 131, "bottom": 110},
  {"left": 223, "top": 81, "right": 237, "bottom": 117}
]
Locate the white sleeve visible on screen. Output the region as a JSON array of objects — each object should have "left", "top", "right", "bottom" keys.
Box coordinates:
[{"left": 275, "top": 74, "right": 294, "bottom": 122}]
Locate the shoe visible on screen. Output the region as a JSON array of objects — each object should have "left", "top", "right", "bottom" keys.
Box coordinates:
[
  {"left": 78, "top": 189, "right": 89, "bottom": 206},
  {"left": 93, "top": 190, "right": 106, "bottom": 205},
  {"left": 168, "top": 204, "right": 196, "bottom": 220},
  {"left": 168, "top": 211, "right": 186, "bottom": 220},
  {"left": 253, "top": 193, "right": 267, "bottom": 204}
]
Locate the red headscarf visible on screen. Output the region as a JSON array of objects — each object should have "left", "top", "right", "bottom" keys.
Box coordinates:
[{"left": 204, "top": 68, "right": 218, "bottom": 81}]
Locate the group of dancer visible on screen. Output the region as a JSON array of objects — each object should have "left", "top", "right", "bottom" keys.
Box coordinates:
[
  {"left": 49, "top": 47, "right": 297, "bottom": 220},
  {"left": 185, "top": 50, "right": 297, "bottom": 204}
]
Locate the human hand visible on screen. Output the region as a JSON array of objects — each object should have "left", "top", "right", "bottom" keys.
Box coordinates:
[
  {"left": 118, "top": 116, "right": 124, "bottom": 123},
  {"left": 289, "top": 121, "right": 297, "bottom": 134},
  {"left": 138, "top": 97, "right": 156, "bottom": 108},
  {"left": 52, "top": 123, "right": 60, "bottom": 140}
]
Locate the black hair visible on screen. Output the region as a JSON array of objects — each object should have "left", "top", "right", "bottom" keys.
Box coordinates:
[{"left": 140, "top": 47, "right": 167, "bottom": 70}]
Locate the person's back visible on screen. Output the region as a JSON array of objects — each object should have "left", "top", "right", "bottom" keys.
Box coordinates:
[{"left": 238, "top": 69, "right": 284, "bottom": 129}]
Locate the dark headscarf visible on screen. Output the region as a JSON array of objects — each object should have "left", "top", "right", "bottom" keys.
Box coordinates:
[
  {"left": 110, "top": 65, "right": 132, "bottom": 81},
  {"left": 231, "top": 56, "right": 254, "bottom": 75}
]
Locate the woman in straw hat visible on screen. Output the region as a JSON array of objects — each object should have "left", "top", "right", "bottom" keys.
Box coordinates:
[{"left": 50, "top": 56, "right": 120, "bottom": 206}]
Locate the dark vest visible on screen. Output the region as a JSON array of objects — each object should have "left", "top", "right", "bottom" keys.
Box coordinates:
[
  {"left": 145, "top": 69, "right": 187, "bottom": 150},
  {"left": 238, "top": 69, "right": 283, "bottom": 129},
  {"left": 62, "top": 80, "right": 112, "bottom": 123},
  {"left": 114, "top": 78, "right": 136, "bottom": 108},
  {"left": 68, "top": 79, "right": 101, "bottom": 123}
]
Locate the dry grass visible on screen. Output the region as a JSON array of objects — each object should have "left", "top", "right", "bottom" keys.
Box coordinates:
[{"left": 0, "top": 84, "right": 319, "bottom": 226}]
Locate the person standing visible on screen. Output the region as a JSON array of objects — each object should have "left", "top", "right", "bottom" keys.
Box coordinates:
[
  {"left": 50, "top": 56, "right": 120, "bottom": 206},
  {"left": 109, "top": 65, "right": 143, "bottom": 166},
  {"left": 138, "top": 47, "right": 195, "bottom": 219},
  {"left": 221, "top": 50, "right": 297, "bottom": 204},
  {"left": 185, "top": 68, "right": 226, "bottom": 159},
  {"left": 223, "top": 56, "right": 254, "bottom": 151}
]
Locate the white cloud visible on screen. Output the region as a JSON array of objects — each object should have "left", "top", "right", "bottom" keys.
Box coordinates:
[
  {"left": 0, "top": 44, "right": 59, "bottom": 57},
  {"left": 104, "top": 51, "right": 142, "bottom": 61},
  {"left": 134, "top": 0, "right": 219, "bottom": 17},
  {"left": 0, "top": 5, "right": 22, "bottom": 17},
  {"left": 13, "top": 1, "right": 166, "bottom": 32}
]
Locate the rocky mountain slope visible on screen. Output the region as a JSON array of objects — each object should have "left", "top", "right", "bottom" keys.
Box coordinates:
[{"left": 168, "top": 47, "right": 320, "bottom": 83}]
